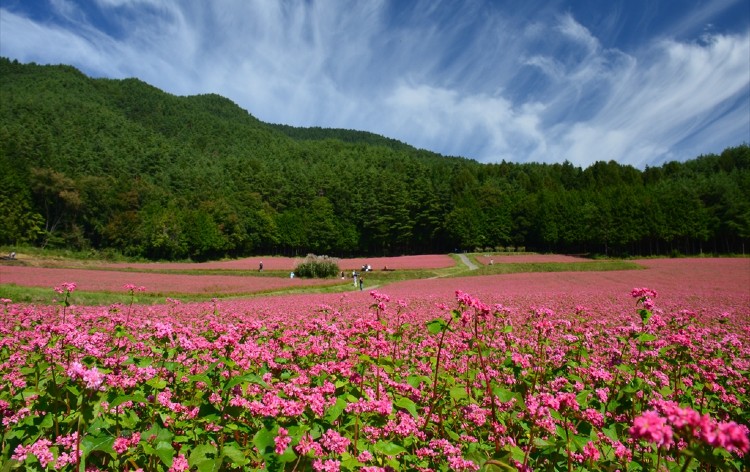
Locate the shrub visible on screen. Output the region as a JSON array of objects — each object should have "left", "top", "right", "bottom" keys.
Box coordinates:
[{"left": 294, "top": 254, "right": 340, "bottom": 278}]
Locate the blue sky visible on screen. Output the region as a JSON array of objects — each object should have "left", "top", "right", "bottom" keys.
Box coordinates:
[{"left": 1, "top": 0, "right": 748, "bottom": 168}]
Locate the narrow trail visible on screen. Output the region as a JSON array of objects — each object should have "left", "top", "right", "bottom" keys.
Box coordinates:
[{"left": 457, "top": 253, "right": 478, "bottom": 270}]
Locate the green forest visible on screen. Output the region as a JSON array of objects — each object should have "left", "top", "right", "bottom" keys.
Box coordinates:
[{"left": 1, "top": 57, "right": 749, "bottom": 260}]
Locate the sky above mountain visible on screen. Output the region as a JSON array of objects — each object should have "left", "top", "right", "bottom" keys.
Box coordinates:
[{"left": 1, "top": 0, "right": 748, "bottom": 168}]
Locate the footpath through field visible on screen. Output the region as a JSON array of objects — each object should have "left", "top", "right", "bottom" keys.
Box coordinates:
[{"left": 457, "top": 253, "right": 478, "bottom": 270}]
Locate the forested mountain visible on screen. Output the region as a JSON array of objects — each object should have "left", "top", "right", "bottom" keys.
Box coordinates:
[{"left": 1, "top": 57, "right": 749, "bottom": 260}]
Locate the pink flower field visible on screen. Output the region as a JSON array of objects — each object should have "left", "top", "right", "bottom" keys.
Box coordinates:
[
  {"left": 96, "top": 254, "right": 455, "bottom": 272},
  {"left": 475, "top": 254, "right": 591, "bottom": 264},
  {"left": 1, "top": 257, "right": 748, "bottom": 471},
  {"left": 0, "top": 265, "right": 344, "bottom": 295}
]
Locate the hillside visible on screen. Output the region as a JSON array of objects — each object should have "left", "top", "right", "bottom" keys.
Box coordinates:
[{"left": 1, "top": 57, "right": 749, "bottom": 260}]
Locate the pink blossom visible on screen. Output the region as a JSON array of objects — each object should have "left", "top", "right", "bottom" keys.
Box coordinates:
[
  {"left": 357, "top": 450, "right": 374, "bottom": 462},
  {"left": 630, "top": 410, "right": 673, "bottom": 447},
  {"left": 113, "top": 437, "right": 130, "bottom": 454},
  {"left": 583, "top": 441, "right": 600, "bottom": 462},
  {"left": 67, "top": 361, "right": 106, "bottom": 390},
  {"left": 12, "top": 439, "right": 54, "bottom": 467},
  {"left": 313, "top": 459, "right": 341, "bottom": 472},
  {"left": 169, "top": 453, "right": 189, "bottom": 472},
  {"left": 275, "top": 427, "right": 291, "bottom": 454},
  {"left": 320, "top": 429, "right": 351, "bottom": 454},
  {"left": 54, "top": 281, "right": 77, "bottom": 294},
  {"left": 631, "top": 287, "right": 658, "bottom": 299},
  {"left": 295, "top": 434, "right": 323, "bottom": 457}
]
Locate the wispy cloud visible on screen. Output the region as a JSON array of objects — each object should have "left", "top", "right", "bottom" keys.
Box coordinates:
[{"left": 1, "top": 0, "right": 748, "bottom": 168}]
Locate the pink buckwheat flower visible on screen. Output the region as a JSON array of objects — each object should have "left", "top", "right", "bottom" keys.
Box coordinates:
[
  {"left": 113, "top": 432, "right": 140, "bottom": 454},
  {"left": 583, "top": 441, "right": 600, "bottom": 462},
  {"left": 54, "top": 282, "right": 77, "bottom": 294},
  {"left": 631, "top": 287, "right": 657, "bottom": 299},
  {"left": 168, "top": 453, "right": 189, "bottom": 472},
  {"left": 630, "top": 410, "right": 673, "bottom": 447},
  {"left": 12, "top": 439, "right": 54, "bottom": 468},
  {"left": 313, "top": 459, "right": 341, "bottom": 472},
  {"left": 113, "top": 437, "right": 130, "bottom": 454},
  {"left": 67, "top": 361, "right": 106, "bottom": 390},
  {"left": 357, "top": 450, "right": 374, "bottom": 462},
  {"left": 701, "top": 419, "right": 750, "bottom": 455},
  {"left": 123, "top": 283, "right": 146, "bottom": 293},
  {"left": 295, "top": 434, "right": 323, "bottom": 457},
  {"left": 320, "top": 429, "right": 350, "bottom": 454},
  {"left": 275, "top": 427, "right": 291, "bottom": 454}
]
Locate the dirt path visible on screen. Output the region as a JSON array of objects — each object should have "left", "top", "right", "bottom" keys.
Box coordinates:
[{"left": 457, "top": 253, "right": 478, "bottom": 270}]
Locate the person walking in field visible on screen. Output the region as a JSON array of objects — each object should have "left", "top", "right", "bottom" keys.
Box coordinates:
[
  {"left": 259, "top": 261, "right": 263, "bottom": 272},
  {"left": 359, "top": 275, "right": 364, "bottom": 291}
]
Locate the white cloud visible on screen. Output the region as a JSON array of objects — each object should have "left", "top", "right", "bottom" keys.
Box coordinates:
[
  {"left": 541, "top": 30, "right": 750, "bottom": 167},
  {"left": 0, "top": 1, "right": 747, "bottom": 168},
  {"left": 557, "top": 12, "right": 599, "bottom": 53}
]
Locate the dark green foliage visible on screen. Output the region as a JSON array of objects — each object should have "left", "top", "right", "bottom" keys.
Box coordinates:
[
  {"left": 1, "top": 57, "right": 749, "bottom": 259},
  {"left": 293, "top": 254, "right": 340, "bottom": 278}
]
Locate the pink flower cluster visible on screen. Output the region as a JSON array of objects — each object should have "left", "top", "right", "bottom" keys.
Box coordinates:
[
  {"left": 123, "top": 283, "right": 146, "bottom": 293},
  {"left": 630, "top": 403, "right": 750, "bottom": 454},
  {"left": 66, "top": 361, "right": 106, "bottom": 390},
  {"left": 275, "top": 427, "right": 291, "bottom": 454},
  {"left": 54, "top": 281, "right": 77, "bottom": 294},
  {"left": 113, "top": 432, "right": 141, "bottom": 454},
  {"left": 631, "top": 286, "right": 657, "bottom": 309}
]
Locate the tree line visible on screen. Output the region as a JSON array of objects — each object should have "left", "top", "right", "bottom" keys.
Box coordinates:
[{"left": 1, "top": 57, "right": 748, "bottom": 260}]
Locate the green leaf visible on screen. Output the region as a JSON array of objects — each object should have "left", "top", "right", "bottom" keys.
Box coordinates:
[
  {"left": 146, "top": 378, "right": 168, "bottom": 390},
  {"left": 406, "top": 375, "right": 431, "bottom": 389},
  {"left": 492, "top": 387, "right": 515, "bottom": 403},
  {"left": 602, "top": 424, "right": 619, "bottom": 442},
  {"left": 637, "top": 333, "right": 657, "bottom": 342},
  {"left": 277, "top": 446, "right": 297, "bottom": 464},
  {"left": 426, "top": 319, "right": 446, "bottom": 335},
  {"left": 533, "top": 437, "right": 553, "bottom": 448},
  {"left": 226, "top": 373, "right": 267, "bottom": 390},
  {"left": 395, "top": 397, "right": 419, "bottom": 418},
  {"left": 0, "top": 459, "right": 23, "bottom": 472},
  {"left": 509, "top": 445, "right": 526, "bottom": 463},
  {"left": 575, "top": 390, "right": 590, "bottom": 406},
  {"left": 155, "top": 441, "right": 176, "bottom": 467},
  {"left": 109, "top": 394, "right": 147, "bottom": 409},
  {"left": 374, "top": 440, "right": 406, "bottom": 456},
  {"left": 81, "top": 434, "right": 114, "bottom": 455},
  {"left": 188, "top": 374, "right": 212, "bottom": 385},
  {"left": 572, "top": 435, "right": 591, "bottom": 450},
  {"left": 189, "top": 444, "right": 218, "bottom": 472},
  {"left": 220, "top": 442, "right": 249, "bottom": 466},
  {"left": 253, "top": 428, "right": 276, "bottom": 455},
  {"left": 449, "top": 386, "right": 468, "bottom": 401},
  {"left": 190, "top": 444, "right": 218, "bottom": 462},
  {"left": 325, "top": 395, "right": 348, "bottom": 422}
]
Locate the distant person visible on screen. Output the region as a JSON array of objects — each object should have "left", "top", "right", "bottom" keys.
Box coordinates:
[
  {"left": 353, "top": 270, "right": 358, "bottom": 287},
  {"left": 290, "top": 271, "right": 294, "bottom": 279},
  {"left": 359, "top": 276, "right": 364, "bottom": 291},
  {"left": 259, "top": 261, "right": 263, "bottom": 272},
  {"left": 489, "top": 259, "right": 494, "bottom": 265}
]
